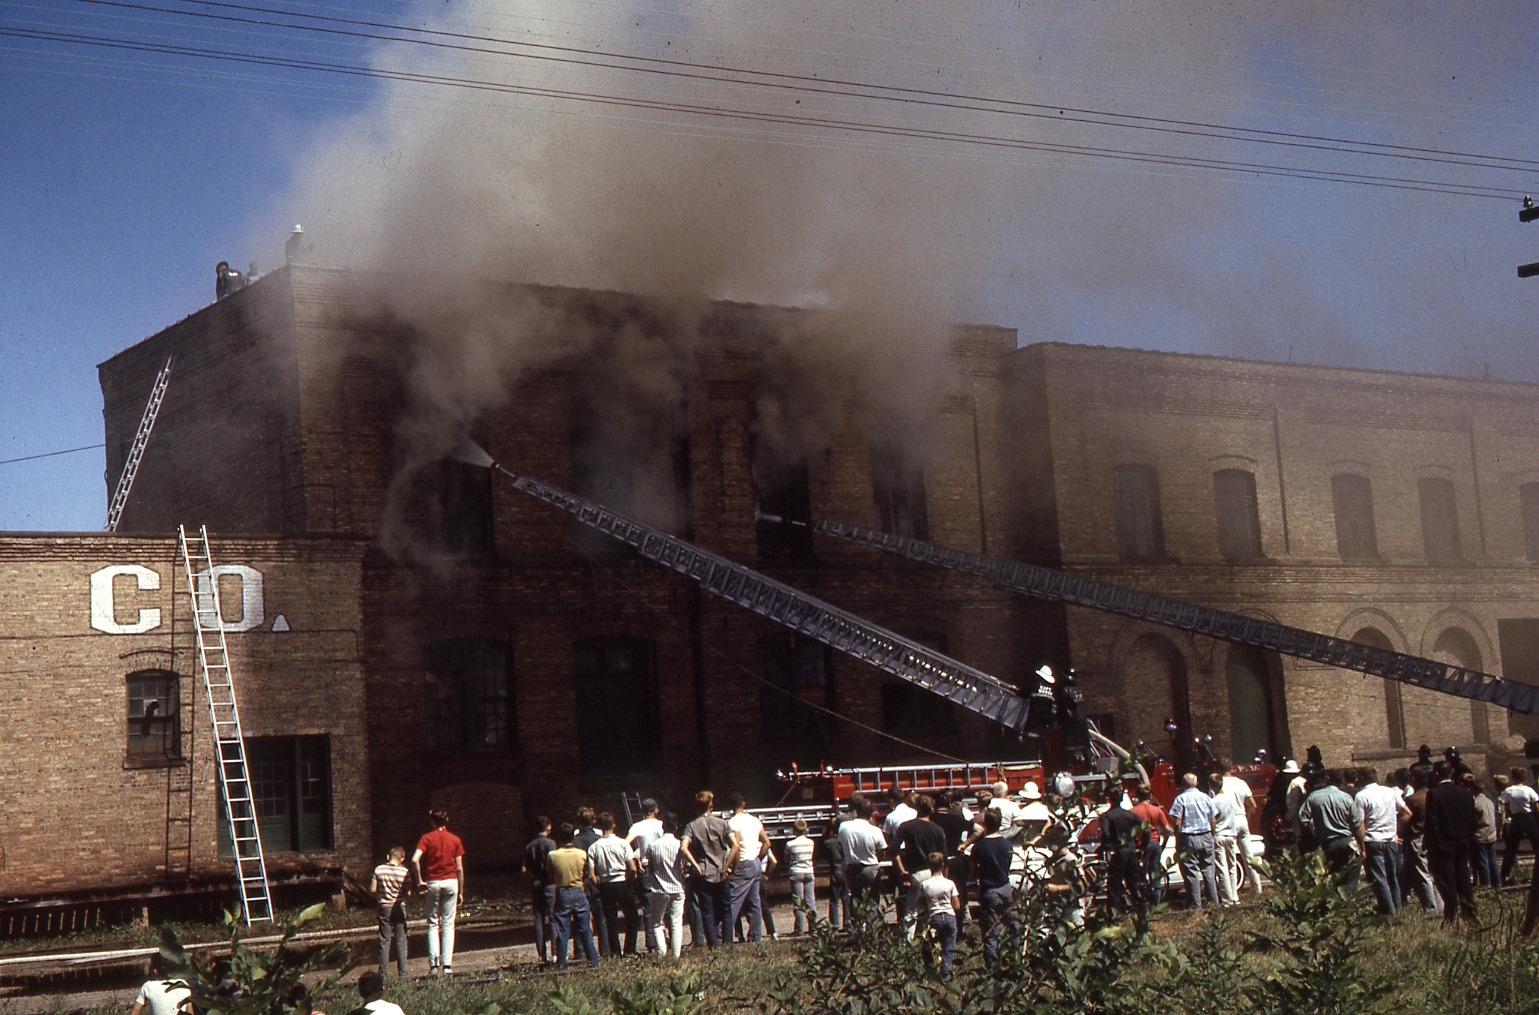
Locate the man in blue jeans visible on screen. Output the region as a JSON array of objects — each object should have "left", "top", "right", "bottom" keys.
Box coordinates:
[
  {"left": 546, "top": 823, "right": 599, "bottom": 970},
  {"left": 969, "top": 808, "right": 1017, "bottom": 970},
  {"left": 1167, "top": 772, "right": 1219, "bottom": 909},
  {"left": 1353, "top": 768, "right": 1409, "bottom": 914}
]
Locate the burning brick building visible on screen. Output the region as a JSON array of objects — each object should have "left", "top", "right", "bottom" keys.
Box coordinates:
[{"left": 7, "top": 261, "right": 1539, "bottom": 919}]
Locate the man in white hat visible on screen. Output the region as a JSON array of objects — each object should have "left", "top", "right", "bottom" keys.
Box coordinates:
[
  {"left": 1015, "top": 781, "right": 1053, "bottom": 845},
  {"left": 1282, "top": 759, "right": 1308, "bottom": 839}
]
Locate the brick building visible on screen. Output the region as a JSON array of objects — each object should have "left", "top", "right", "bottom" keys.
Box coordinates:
[
  {"left": 0, "top": 533, "right": 371, "bottom": 921},
  {"left": 1004, "top": 342, "right": 1539, "bottom": 773},
  {"left": 11, "top": 263, "right": 1539, "bottom": 913},
  {"left": 98, "top": 265, "right": 1039, "bottom": 870}
]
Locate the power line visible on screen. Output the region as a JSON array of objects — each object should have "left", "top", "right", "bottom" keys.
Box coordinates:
[
  {"left": 0, "top": 443, "right": 105, "bottom": 467},
  {"left": 1, "top": 22, "right": 1528, "bottom": 202},
  {"left": 71, "top": 0, "right": 1539, "bottom": 176}
]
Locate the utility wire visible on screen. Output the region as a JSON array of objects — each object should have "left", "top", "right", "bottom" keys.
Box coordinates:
[
  {"left": 0, "top": 443, "right": 104, "bottom": 467},
  {"left": 69, "top": 0, "right": 1539, "bottom": 175},
  {"left": 0, "top": 23, "right": 1527, "bottom": 201}
]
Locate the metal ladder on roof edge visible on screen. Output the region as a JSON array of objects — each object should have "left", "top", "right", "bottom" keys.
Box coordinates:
[
  {"left": 106, "top": 355, "right": 173, "bottom": 532},
  {"left": 179, "top": 525, "right": 273, "bottom": 925}
]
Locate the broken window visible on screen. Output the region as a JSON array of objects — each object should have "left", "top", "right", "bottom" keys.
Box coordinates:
[
  {"left": 753, "top": 443, "right": 814, "bottom": 563},
  {"left": 126, "top": 670, "right": 180, "bottom": 763},
  {"left": 871, "top": 443, "right": 929, "bottom": 542}
]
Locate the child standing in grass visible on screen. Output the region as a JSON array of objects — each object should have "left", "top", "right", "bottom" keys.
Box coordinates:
[
  {"left": 370, "top": 846, "right": 413, "bottom": 976},
  {"left": 919, "top": 851, "right": 961, "bottom": 980}
]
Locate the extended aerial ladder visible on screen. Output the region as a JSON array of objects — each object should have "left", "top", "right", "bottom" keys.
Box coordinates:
[
  {"left": 483, "top": 461, "right": 1032, "bottom": 730},
  {"left": 815, "top": 521, "right": 1539, "bottom": 716},
  {"left": 179, "top": 526, "right": 274, "bottom": 925},
  {"left": 106, "top": 355, "right": 173, "bottom": 532}
]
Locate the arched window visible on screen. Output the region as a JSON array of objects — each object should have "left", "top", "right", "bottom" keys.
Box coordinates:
[
  {"left": 1126, "top": 633, "right": 1191, "bottom": 749},
  {"left": 1418, "top": 478, "right": 1461, "bottom": 563},
  {"left": 1213, "top": 470, "right": 1263, "bottom": 561},
  {"left": 574, "top": 636, "right": 662, "bottom": 782},
  {"left": 1331, "top": 474, "right": 1378, "bottom": 560},
  {"left": 1432, "top": 627, "right": 1490, "bottom": 745},
  {"left": 126, "top": 670, "right": 181, "bottom": 762},
  {"left": 423, "top": 639, "right": 514, "bottom": 753},
  {"left": 1352, "top": 628, "right": 1404, "bottom": 749},
  {"left": 1113, "top": 466, "right": 1167, "bottom": 562},
  {"left": 1226, "top": 645, "right": 1285, "bottom": 762}
]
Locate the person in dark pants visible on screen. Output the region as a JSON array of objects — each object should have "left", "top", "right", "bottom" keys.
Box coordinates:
[
  {"left": 970, "top": 808, "right": 1017, "bottom": 971},
  {"left": 1426, "top": 760, "right": 1477, "bottom": 925},
  {"left": 547, "top": 824, "right": 600, "bottom": 970},
  {"left": 680, "top": 790, "right": 740, "bottom": 949},
  {"left": 1099, "top": 785, "right": 1146, "bottom": 912},
  {"left": 520, "top": 817, "right": 556, "bottom": 965},
  {"left": 573, "top": 807, "right": 611, "bottom": 958}
]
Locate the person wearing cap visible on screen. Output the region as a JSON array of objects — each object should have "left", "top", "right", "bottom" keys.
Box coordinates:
[{"left": 1167, "top": 772, "right": 1220, "bottom": 909}]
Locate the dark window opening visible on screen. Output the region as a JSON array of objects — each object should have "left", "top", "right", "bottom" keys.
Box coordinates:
[
  {"left": 1521, "top": 483, "right": 1539, "bottom": 563},
  {"left": 880, "top": 632, "right": 956, "bottom": 739},
  {"left": 1331, "top": 474, "right": 1379, "bottom": 561},
  {"left": 570, "top": 402, "right": 693, "bottom": 555},
  {"left": 1418, "top": 477, "right": 1462, "bottom": 564},
  {"left": 1213, "top": 469, "right": 1263, "bottom": 562},
  {"left": 424, "top": 639, "right": 515, "bottom": 754},
  {"left": 871, "top": 444, "right": 929, "bottom": 542},
  {"left": 574, "top": 636, "right": 663, "bottom": 783},
  {"left": 1113, "top": 465, "right": 1166, "bottom": 562},
  {"left": 127, "top": 670, "right": 181, "bottom": 763},
  {"left": 220, "top": 735, "right": 332, "bottom": 855},
  {"left": 1226, "top": 645, "right": 1285, "bottom": 762},
  {"left": 1353, "top": 628, "right": 1404, "bottom": 749},
  {"left": 759, "top": 633, "right": 833, "bottom": 763},
  {"left": 753, "top": 444, "right": 814, "bottom": 563}
]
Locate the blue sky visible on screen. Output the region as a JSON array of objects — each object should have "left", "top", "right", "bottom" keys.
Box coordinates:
[{"left": 3, "top": 1, "right": 1537, "bottom": 532}]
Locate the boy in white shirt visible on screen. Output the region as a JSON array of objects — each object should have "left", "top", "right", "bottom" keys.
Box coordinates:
[
  {"left": 783, "top": 818, "right": 817, "bottom": 936},
  {"left": 918, "top": 852, "right": 961, "bottom": 980}
]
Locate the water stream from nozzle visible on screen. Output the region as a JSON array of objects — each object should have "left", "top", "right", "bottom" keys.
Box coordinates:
[{"left": 450, "top": 437, "right": 495, "bottom": 469}]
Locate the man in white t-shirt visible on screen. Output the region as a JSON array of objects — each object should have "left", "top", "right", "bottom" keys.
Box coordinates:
[
  {"left": 726, "top": 792, "right": 774, "bottom": 941},
  {"left": 838, "top": 797, "right": 889, "bottom": 921},
  {"left": 1501, "top": 767, "right": 1539, "bottom": 884},
  {"left": 882, "top": 789, "right": 917, "bottom": 842},
  {"left": 353, "top": 971, "right": 406, "bottom": 1015},
  {"left": 989, "top": 781, "right": 1020, "bottom": 838},
  {"left": 1219, "top": 761, "right": 1263, "bottom": 895},
  {"left": 625, "top": 798, "right": 665, "bottom": 952},
  {"left": 1015, "top": 782, "right": 1053, "bottom": 845}
]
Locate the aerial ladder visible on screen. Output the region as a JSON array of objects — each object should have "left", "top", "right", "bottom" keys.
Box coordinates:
[
  {"left": 179, "top": 525, "right": 274, "bottom": 925},
  {"left": 106, "top": 355, "right": 173, "bottom": 532},
  {"left": 480, "top": 459, "right": 1031, "bottom": 730},
  {"left": 815, "top": 520, "right": 1539, "bottom": 716}
]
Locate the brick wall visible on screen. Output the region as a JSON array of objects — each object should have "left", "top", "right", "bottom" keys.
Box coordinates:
[
  {"left": 0, "top": 534, "right": 371, "bottom": 900},
  {"left": 1008, "top": 343, "right": 1539, "bottom": 770}
]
